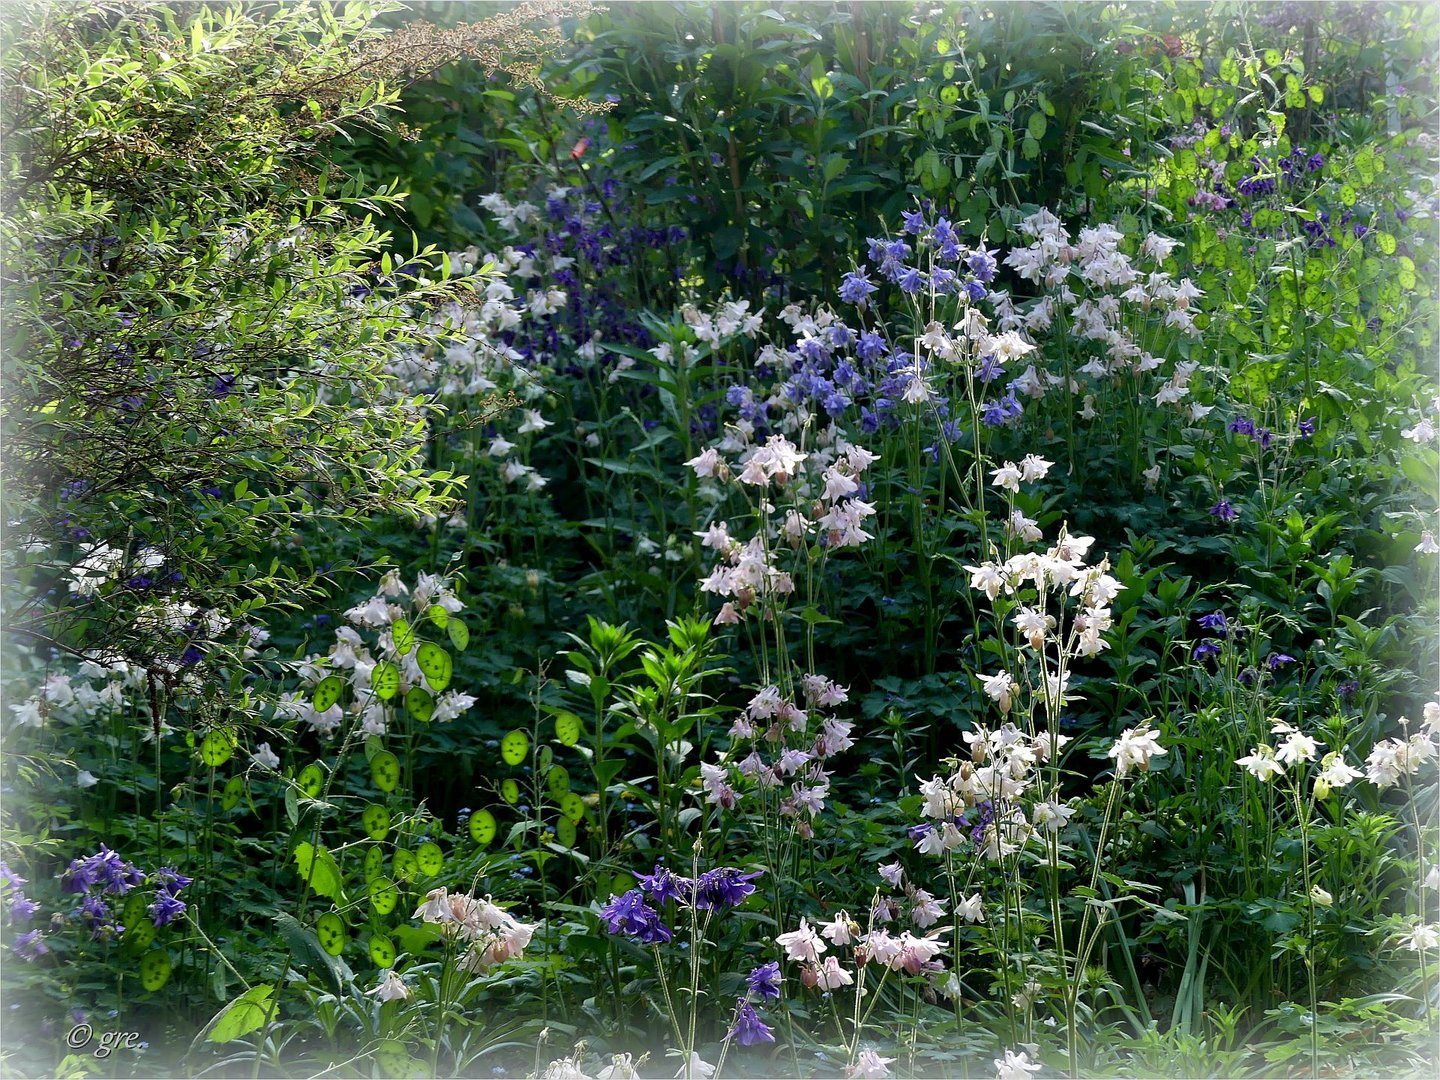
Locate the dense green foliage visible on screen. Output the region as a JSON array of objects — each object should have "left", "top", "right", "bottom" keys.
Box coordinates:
[{"left": 2, "top": 3, "right": 1437, "bottom": 1079}]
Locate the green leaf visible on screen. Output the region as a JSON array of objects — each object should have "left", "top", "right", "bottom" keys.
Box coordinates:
[
  {"left": 370, "top": 751, "right": 400, "bottom": 793},
  {"left": 205, "top": 984, "right": 275, "bottom": 1043},
  {"left": 501, "top": 730, "right": 529, "bottom": 766},
  {"left": 560, "top": 792, "right": 586, "bottom": 823},
  {"left": 392, "top": 617, "right": 416, "bottom": 655},
  {"left": 297, "top": 763, "right": 324, "bottom": 799},
  {"left": 416, "top": 841, "right": 444, "bottom": 876},
  {"left": 546, "top": 765, "right": 571, "bottom": 798},
  {"left": 369, "top": 934, "right": 396, "bottom": 967},
  {"left": 199, "top": 729, "right": 235, "bottom": 767},
  {"left": 553, "top": 711, "right": 581, "bottom": 747},
  {"left": 220, "top": 775, "right": 244, "bottom": 812},
  {"left": 446, "top": 618, "right": 470, "bottom": 652},
  {"left": 140, "top": 948, "right": 172, "bottom": 991},
  {"left": 371, "top": 660, "right": 401, "bottom": 700},
  {"left": 415, "top": 642, "right": 452, "bottom": 692},
  {"left": 296, "top": 766, "right": 325, "bottom": 800},
  {"left": 312, "top": 675, "right": 344, "bottom": 712},
  {"left": 368, "top": 876, "right": 399, "bottom": 915},
  {"left": 292, "top": 842, "right": 343, "bottom": 901},
  {"left": 315, "top": 912, "right": 347, "bottom": 956},
  {"left": 469, "top": 808, "right": 497, "bottom": 846},
  {"left": 362, "top": 803, "right": 390, "bottom": 841},
  {"left": 404, "top": 686, "right": 435, "bottom": 723}
]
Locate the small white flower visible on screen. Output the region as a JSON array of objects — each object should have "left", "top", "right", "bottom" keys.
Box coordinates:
[
  {"left": 368, "top": 969, "right": 412, "bottom": 1003},
  {"left": 517, "top": 409, "right": 552, "bottom": 435},
  {"left": 1018, "top": 454, "right": 1053, "bottom": 481},
  {"left": 776, "top": 917, "right": 826, "bottom": 963},
  {"left": 991, "top": 462, "right": 1023, "bottom": 492},
  {"left": 847, "top": 1048, "right": 896, "bottom": 1079},
  {"left": 1401, "top": 921, "right": 1440, "bottom": 952},
  {"left": 76, "top": 770, "right": 99, "bottom": 789},
  {"left": 1236, "top": 745, "right": 1285, "bottom": 781},
  {"left": 956, "top": 892, "right": 985, "bottom": 923},
  {"left": 251, "top": 742, "right": 280, "bottom": 771},
  {"left": 1402, "top": 418, "right": 1436, "bottom": 443},
  {"left": 1417, "top": 530, "right": 1440, "bottom": 555},
  {"left": 1276, "top": 731, "right": 1319, "bottom": 766},
  {"left": 1109, "top": 726, "right": 1167, "bottom": 778},
  {"left": 669, "top": 1051, "right": 716, "bottom": 1079},
  {"left": 1309, "top": 885, "right": 1333, "bottom": 907},
  {"left": 994, "top": 1048, "right": 1042, "bottom": 1080}
]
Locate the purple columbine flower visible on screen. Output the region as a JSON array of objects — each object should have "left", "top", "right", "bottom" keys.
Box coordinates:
[
  {"left": 746, "top": 962, "right": 782, "bottom": 1001},
  {"left": 1209, "top": 500, "right": 1239, "bottom": 522},
  {"left": 1196, "top": 611, "right": 1230, "bottom": 636},
  {"left": 1266, "top": 652, "right": 1296, "bottom": 670},
  {"left": 1193, "top": 641, "right": 1222, "bottom": 661},
  {"left": 729, "top": 999, "right": 776, "bottom": 1046},
  {"left": 1227, "top": 417, "right": 1256, "bottom": 437},
  {"left": 148, "top": 892, "right": 187, "bottom": 927},
  {"left": 635, "top": 864, "right": 690, "bottom": 906},
  {"left": 8, "top": 894, "right": 41, "bottom": 922},
  {"left": 901, "top": 209, "right": 927, "bottom": 235},
  {"left": 1298, "top": 417, "right": 1316, "bottom": 437},
  {"left": 598, "top": 889, "right": 671, "bottom": 944},
  {"left": 12, "top": 930, "right": 48, "bottom": 962},
  {"left": 896, "top": 266, "right": 925, "bottom": 295},
  {"left": 0, "top": 862, "right": 26, "bottom": 892},
  {"left": 693, "top": 867, "right": 763, "bottom": 910}
]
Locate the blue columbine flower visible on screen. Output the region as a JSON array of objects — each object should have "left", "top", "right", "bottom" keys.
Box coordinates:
[
  {"left": 598, "top": 889, "right": 671, "bottom": 944},
  {"left": 636, "top": 864, "right": 690, "bottom": 906},
  {"left": 1209, "top": 499, "right": 1239, "bottom": 522},
  {"left": 1227, "top": 417, "right": 1256, "bottom": 437},
  {"left": 901, "top": 209, "right": 927, "bottom": 235},
  {"left": 1266, "top": 652, "right": 1296, "bottom": 670},
  {"left": 729, "top": 999, "right": 776, "bottom": 1046},
  {"left": 12, "top": 930, "right": 48, "bottom": 962},
  {"left": 148, "top": 892, "right": 187, "bottom": 927},
  {"left": 693, "top": 867, "right": 763, "bottom": 910},
  {"left": 746, "top": 962, "right": 782, "bottom": 1001},
  {"left": 1193, "top": 641, "right": 1222, "bottom": 661},
  {"left": 0, "top": 862, "right": 26, "bottom": 892},
  {"left": 1196, "top": 611, "right": 1229, "bottom": 637},
  {"left": 1298, "top": 417, "right": 1316, "bottom": 437},
  {"left": 896, "top": 266, "right": 925, "bottom": 294},
  {"left": 8, "top": 895, "right": 40, "bottom": 922}
]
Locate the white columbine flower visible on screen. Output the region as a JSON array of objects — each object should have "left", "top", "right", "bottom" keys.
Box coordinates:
[
  {"left": 1236, "top": 745, "right": 1285, "bottom": 782},
  {"left": 776, "top": 917, "right": 826, "bottom": 963},
  {"left": 994, "top": 1048, "right": 1043, "bottom": 1080},
  {"left": 251, "top": 742, "right": 281, "bottom": 771},
  {"left": 990, "top": 462, "right": 1023, "bottom": 492},
  {"left": 368, "top": 969, "right": 412, "bottom": 1002},
  {"left": 1109, "top": 726, "right": 1167, "bottom": 778},
  {"left": 1276, "top": 731, "right": 1319, "bottom": 766}
]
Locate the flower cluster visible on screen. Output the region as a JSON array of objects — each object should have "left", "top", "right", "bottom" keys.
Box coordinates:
[
  {"left": 599, "top": 863, "right": 764, "bottom": 947},
  {"left": 412, "top": 886, "right": 538, "bottom": 973},
  {"left": 700, "top": 674, "right": 855, "bottom": 836},
  {"left": 690, "top": 434, "right": 879, "bottom": 624},
  {"left": 1234, "top": 703, "right": 1440, "bottom": 795},
  {"left": 999, "top": 209, "right": 1211, "bottom": 423},
  {"left": 774, "top": 905, "right": 951, "bottom": 994},
  {"left": 2, "top": 862, "right": 43, "bottom": 959},
  {"left": 1362, "top": 702, "right": 1440, "bottom": 789},
  {"left": 275, "top": 571, "right": 476, "bottom": 738},
  {"left": 911, "top": 723, "right": 1076, "bottom": 861}
]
